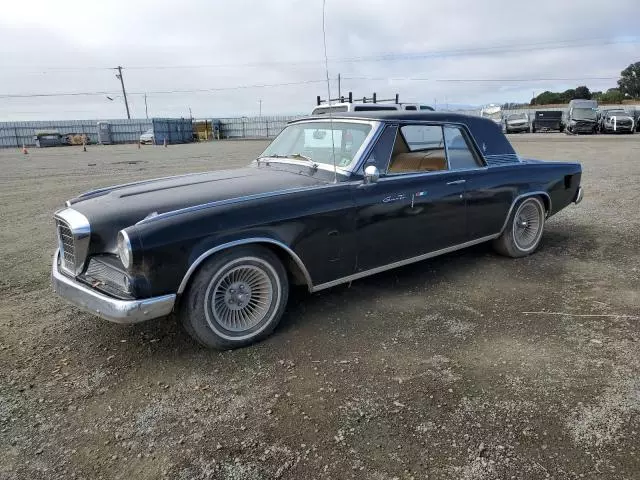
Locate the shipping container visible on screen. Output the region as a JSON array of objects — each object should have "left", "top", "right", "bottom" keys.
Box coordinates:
[{"left": 151, "top": 118, "right": 193, "bottom": 145}]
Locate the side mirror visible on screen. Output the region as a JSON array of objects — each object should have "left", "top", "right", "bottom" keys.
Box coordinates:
[{"left": 363, "top": 165, "right": 380, "bottom": 184}]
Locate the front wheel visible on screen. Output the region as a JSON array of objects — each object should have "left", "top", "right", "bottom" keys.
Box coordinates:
[
  {"left": 179, "top": 246, "right": 289, "bottom": 349},
  {"left": 493, "top": 197, "right": 545, "bottom": 258}
]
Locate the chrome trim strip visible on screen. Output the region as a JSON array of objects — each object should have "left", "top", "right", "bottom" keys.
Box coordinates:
[
  {"left": 54, "top": 208, "right": 91, "bottom": 275},
  {"left": 574, "top": 186, "right": 584, "bottom": 204},
  {"left": 177, "top": 237, "right": 314, "bottom": 295},
  {"left": 311, "top": 234, "right": 499, "bottom": 292},
  {"left": 136, "top": 182, "right": 358, "bottom": 225},
  {"left": 442, "top": 125, "right": 451, "bottom": 169},
  {"left": 52, "top": 250, "right": 175, "bottom": 324}
]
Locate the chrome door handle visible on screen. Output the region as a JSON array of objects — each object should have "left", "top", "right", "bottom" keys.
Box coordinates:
[{"left": 446, "top": 179, "right": 466, "bottom": 185}]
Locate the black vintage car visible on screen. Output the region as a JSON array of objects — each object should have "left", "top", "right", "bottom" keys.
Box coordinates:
[{"left": 52, "top": 112, "right": 584, "bottom": 349}]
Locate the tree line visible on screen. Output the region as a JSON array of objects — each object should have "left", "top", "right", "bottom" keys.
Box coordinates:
[{"left": 501, "top": 61, "right": 640, "bottom": 108}]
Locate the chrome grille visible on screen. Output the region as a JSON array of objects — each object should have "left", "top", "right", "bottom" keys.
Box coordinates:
[{"left": 56, "top": 218, "right": 76, "bottom": 274}]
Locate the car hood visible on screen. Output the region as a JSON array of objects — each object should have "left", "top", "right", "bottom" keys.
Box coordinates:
[{"left": 66, "top": 165, "right": 326, "bottom": 253}]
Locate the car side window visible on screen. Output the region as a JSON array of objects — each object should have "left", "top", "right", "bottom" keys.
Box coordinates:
[
  {"left": 364, "top": 125, "right": 397, "bottom": 171},
  {"left": 443, "top": 126, "right": 482, "bottom": 170},
  {"left": 386, "top": 125, "right": 447, "bottom": 174}
]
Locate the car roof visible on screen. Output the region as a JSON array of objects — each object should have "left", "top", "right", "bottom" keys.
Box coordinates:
[{"left": 296, "top": 111, "right": 518, "bottom": 158}]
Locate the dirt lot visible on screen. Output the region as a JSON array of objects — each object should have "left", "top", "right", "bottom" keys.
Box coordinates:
[{"left": 1, "top": 134, "right": 639, "bottom": 480}]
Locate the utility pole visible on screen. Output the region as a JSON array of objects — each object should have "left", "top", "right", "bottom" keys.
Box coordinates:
[
  {"left": 115, "top": 66, "right": 131, "bottom": 119},
  {"left": 338, "top": 73, "right": 341, "bottom": 98},
  {"left": 259, "top": 99, "right": 262, "bottom": 118},
  {"left": 144, "top": 93, "right": 149, "bottom": 119},
  {"left": 189, "top": 107, "right": 193, "bottom": 120}
]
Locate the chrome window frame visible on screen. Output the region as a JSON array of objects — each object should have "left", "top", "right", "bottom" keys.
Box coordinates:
[{"left": 352, "top": 120, "right": 490, "bottom": 180}]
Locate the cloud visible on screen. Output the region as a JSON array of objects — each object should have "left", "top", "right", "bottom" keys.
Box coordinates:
[{"left": 1, "top": 0, "right": 638, "bottom": 120}]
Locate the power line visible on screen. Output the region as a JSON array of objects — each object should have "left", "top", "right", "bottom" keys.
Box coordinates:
[
  {"left": 343, "top": 76, "right": 619, "bottom": 82},
  {"left": 4, "top": 36, "right": 639, "bottom": 73},
  {"left": 0, "top": 76, "right": 621, "bottom": 99},
  {"left": 0, "top": 79, "right": 328, "bottom": 99}
]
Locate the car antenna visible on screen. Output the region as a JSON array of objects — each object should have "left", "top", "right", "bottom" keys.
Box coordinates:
[{"left": 322, "top": 0, "right": 338, "bottom": 184}]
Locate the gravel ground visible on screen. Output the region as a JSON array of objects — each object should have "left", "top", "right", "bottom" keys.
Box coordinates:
[{"left": 0, "top": 134, "right": 639, "bottom": 480}]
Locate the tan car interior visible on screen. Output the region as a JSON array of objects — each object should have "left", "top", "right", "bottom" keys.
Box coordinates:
[{"left": 387, "top": 131, "right": 448, "bottom": 173}]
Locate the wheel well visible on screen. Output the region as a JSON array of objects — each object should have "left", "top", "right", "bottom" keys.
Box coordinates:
[
  {"left": 536, "top": 194, "right": 551, "bottom": 215},
  {"left": 260, "top": 243, "right": 310, "bottom": 288},
  {"left": 176, "top": 240, "right": 312, "bottom": 302}
]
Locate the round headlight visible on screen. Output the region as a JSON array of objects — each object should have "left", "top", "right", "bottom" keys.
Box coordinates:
[{"left": 117, "top": 230, "right": 132, "bottom": 269}]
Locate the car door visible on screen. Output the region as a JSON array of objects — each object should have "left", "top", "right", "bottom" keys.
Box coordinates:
[
  {"left": 354, "top": 123, "right": 467, "bottom": 272},
  {"left": 440, "top": 124, "right": 512, "bottom": 240}
]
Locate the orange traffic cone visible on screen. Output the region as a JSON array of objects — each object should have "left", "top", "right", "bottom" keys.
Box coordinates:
[{"left": 22, "top": 143, "right": 28, "bottom": 154}]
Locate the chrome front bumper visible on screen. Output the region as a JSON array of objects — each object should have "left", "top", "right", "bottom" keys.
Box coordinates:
[
  {"left": 52, "top": 251, "right": 176, "bottom": 324},
  {"left": 574, "top": 186, "right": 584, "bottom": 204}
]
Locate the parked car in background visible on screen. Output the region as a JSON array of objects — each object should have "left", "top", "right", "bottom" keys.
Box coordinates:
[
  {"left": 313, "top": 102, "right": 434, "bottom": 115},
  {"left": 504, "top": 113, "right": 530, "bottom": 133},
  {"left": 312, "top": 102, "right": 402, "bottom": 115},
  {"left": 139, "top": 129, "right": 154, "bottom": 144},
  {"left": 532, "top": 111, "right": 564, "bottom": 132},
  {"left": 52, "top": 111, "right": 584, "bottom": 350},
  {"left": 480, "top": 104, "right": 503, "bottom": 126},
  {"left": 566, "top": 99, "right": 598, "bottom": 134},
  {"left": 33, "top": 131, "right": 64, "bottom": 147},
  {"left": 399, "top": 103, "right": 435, "bottom": 111},
  {"left": 600, "top": 109, "right": 635, "bottom": 134}
]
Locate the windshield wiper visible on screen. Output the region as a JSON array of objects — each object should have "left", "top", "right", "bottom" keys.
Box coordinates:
[
  {"left": 257, "top": 153, "right": 318, "bottom": 170},
  {"left": 289, "top": 153, "right": 318, "bottom": 169}
]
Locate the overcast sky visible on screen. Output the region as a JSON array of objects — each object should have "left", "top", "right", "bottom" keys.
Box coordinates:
[{"left": 1, "top": 0, "right": 639, "bottom": 121}]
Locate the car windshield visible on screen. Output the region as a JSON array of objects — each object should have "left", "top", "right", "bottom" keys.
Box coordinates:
[
  {"left": 508, "top": 113, "right": 527, "bottom": 120},
  {"left": 143, "top": 129, "right": 153, "bottom": 135},
  {"left": 260, "top": 121, "right": 372, "bottom": 168},
  {"left": 573, "top": 108, "right": 597, "bottom": 121}
]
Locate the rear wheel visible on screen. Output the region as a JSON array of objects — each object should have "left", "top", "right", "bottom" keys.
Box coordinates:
[
  {"left": 179, "top": 246, "right": 289, "bottom": 349},
  {"left": 493, "top": 197, "right": 545, "bottom": 258}
]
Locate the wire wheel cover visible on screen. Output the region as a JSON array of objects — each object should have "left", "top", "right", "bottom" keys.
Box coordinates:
[
  {"left": 513, "top": 200, "right": 543, "bottom": 251},
  {"left": 207, "top": 262, "right": 274, "bottom": 333}
]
